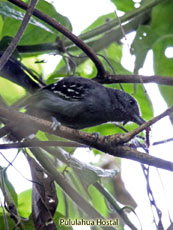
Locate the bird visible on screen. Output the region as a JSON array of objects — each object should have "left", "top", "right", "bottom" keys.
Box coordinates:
[
  {"left": 25, "top": 76, "right": 145, "bottom": 129},
  {"left": 1, "top": 76, "right": 146, "bottom": 140}
]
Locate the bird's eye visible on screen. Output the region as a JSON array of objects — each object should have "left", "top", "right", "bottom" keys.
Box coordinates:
[{"left": 129, "top": 99, "right": 135, "bottom": 105}]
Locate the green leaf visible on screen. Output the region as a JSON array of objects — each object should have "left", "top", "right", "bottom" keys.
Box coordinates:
[
  {"left": 85, "top": 123, "right": 124, "bottom": 136},
  {"left": 131, "top": 25, "right": 156, "bottom": 71},
  {"left": 0, "top": 78, "right": 25, "bottom": 105},
  {"left": 0, "top": 214, "right": 15, "bottom": 229},
  {"left": 18, "top": 189, "right": 32, "bottom": 217},
  {"left": 0, "top": 2, "right": 53, "bottom": 33},
  {"left": 0, "top": 4, "right": 55, "bottom": 45},
  {"left": 131, "top": 0, "right": 173, "bottom": 72},
  {"left": 53, "top": 212, "right": 73, "bottom": 230},
  {"left": 111, "top": 0, "right": 134, "bottom": 12},
  {"left": 36, "top": 0, "right": 72, "bottom": 32},
  {"left": 82, "top": 12, "right": 116, "bottom": 33},
  {"left": 105, "top": 43, "right": 131, "bottom": 75},
  {"left": 88, "top": 185, "right": 108, "bottom": 216},
  {"left": 153, "top": 35, "right": 173, "bottom": 107},
  {"left": 151, "top": 0, "right": 173, "bottom": 36},
  {"left": 3, "top": 171, "right": 18, "bottom": 206},
  {"left": 0, "top": 0, "right": 72, "bottom": 45}
]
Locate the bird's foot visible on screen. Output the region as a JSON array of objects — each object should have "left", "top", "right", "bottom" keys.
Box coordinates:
[{"left": 51, "top": 117, "right": 61, "bottom": 130}]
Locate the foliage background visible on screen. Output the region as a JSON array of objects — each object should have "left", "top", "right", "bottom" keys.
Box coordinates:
[{"left": 0, "top": 0, "right": 173, "bottom": 229}]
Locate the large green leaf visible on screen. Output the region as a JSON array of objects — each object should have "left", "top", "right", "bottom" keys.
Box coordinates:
[
  {"left": 131, "top": 25, "right": 156, "bottom": 71},
  {"left": 0, "top": 0, "right": 72, "bottom": 45},
  {"left": 153, "top": 35, "right": 173, "bottom": 107},
  {"left": 151, "top": 0, "right": 173, "bottom": 108},
  {"left": 36, "top": 0, "right": 72, "bottom": 32},
  {"left": 0, "top": 2, "right": 53, "bottom": 33},
  {"left": 151, "top": 0, "right": 173, "bottom": 36},
  {"left": 131, "top": 0, "right": 173, "bottom": 71}
]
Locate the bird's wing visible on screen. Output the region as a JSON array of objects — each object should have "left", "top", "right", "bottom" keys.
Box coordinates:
[{"left": 43, "top": 76, "right": 92, "bottom": 101}]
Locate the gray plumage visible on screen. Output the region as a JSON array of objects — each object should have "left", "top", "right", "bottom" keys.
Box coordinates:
[{"left": 26, "top": 76, "right": 145, "bottom": 129}]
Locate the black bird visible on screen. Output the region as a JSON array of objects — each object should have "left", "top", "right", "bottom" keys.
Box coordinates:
[{"left": 26, "top": 76, "right": 145, "bottom": 129}]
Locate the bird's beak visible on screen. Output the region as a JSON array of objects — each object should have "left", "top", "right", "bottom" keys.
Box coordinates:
[{"left": 132, "top": 114, "right": 145, "bottom": 125}]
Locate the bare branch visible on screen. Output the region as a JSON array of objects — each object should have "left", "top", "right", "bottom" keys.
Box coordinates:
[
  {"left": 95, "top": 74, "right": 173, "bottom": 86},
  {"left": 153, "top": 138, "right": 173, "bottom": 146},
  {"left": 122, "top": 107, "right": 173, "bottom": 143},
  {"left": 0, "top": 140, "right": 85, "bottom": 149}
]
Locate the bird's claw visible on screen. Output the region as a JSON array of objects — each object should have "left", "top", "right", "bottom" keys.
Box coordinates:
[{"left": 51, "top": 117, "right": 61, "bottom": 131}]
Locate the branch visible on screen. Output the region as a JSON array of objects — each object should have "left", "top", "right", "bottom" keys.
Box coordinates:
[
  {"left": 75, "top": 0, "right": 167, "bottom": 43},
  {"left": 0, "top": 0, "right": 39, "bottom": 70},
  {"left": 7, "top": 0, "right": 106, "bottom": 78},
  {"left": 94, "top": 74, "right": 173, "bottom": 86},
  {"left": 121, "top": 107, "right": 173, "bottom": 143},
  {"left": 0, "top": 140, "right": 85, "bottom": 149},
  {"left": 0, "top": 105, "right": 173, "bottom": 171}
]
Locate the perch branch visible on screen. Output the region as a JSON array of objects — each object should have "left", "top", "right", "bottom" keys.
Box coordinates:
[{"left": 0, "top": 105, "right": 173, "bottom": 171}]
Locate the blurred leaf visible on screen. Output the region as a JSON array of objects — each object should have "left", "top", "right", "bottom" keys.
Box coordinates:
[
  {"left": 0, "top": 2, "right": 54, "bottom": 34},
  {"left": 153, "top": 35, "right": 173, "bottom": 107},
  {"left": 0, "top": 0, "right": 72, "bottom": 45},
  {"left": 106, "top": 43, "right": 123, "bottom": 63},
  {"left": 36, "top": 0, "right": 72, "bottom": 32},
  {"left": 55, "top": 186, "right": 66, "bottom": 215},
  {"left": 0, "top": 214, "right": 15, "bottom": 229},
  {"left": 3, "top": 171, "right": 18, "bottom": 206},
  {"left": 53, "top": 212, "right": 73, "bottom": 230},
  {"left": 0, "top": 78, "right": 25, "bottom": 105},
  {"left": 105, "top": 43, "right": 131, "bottom": 75},
  {"left": 85, "top": 123, "right": 124, "bottom": 136},
  {"left": 131, "top": 25, "right": 156, "bottom": 71},
  {"left": 113, "top": 173, "right": 137, "bottom": 209},
  {"left": 131, "top": 0, "right": 173, "bottom": 71},
  {"left": 151, "top": 0, "right": 173, "bottom": 36},
  {"left": 82, "top": 12, "right": 116, "bottom": 33},
  {"left": 18, "top": 189, "right": 32, "bottom": 217},
  {"left": 111, "top": 0, "right": 134, "bottom": 12},
  {"left": 21, "top": 218, "right": 35, "bottom": 230},
  {"left": 88, "top": 185, "right": 108, "bottom": 216}
]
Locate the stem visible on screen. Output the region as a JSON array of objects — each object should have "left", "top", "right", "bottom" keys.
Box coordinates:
[
  {"left": 0, "top": 0, "right": 39, "bottom": 70},
  {"left": 76, "top": 0, "right": 167, "bottom": 42}
]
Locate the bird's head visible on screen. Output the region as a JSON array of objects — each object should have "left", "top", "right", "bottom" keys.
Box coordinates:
[{"left": 111, "top": 89, "right": 145, "bottom": 126}]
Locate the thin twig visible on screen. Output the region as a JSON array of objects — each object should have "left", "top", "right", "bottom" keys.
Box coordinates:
[
  {"left": 0, "top": 0, "right": 39, "bottom": 70},
  {"left": 153, "top": 138, "right": 173, "bottom": 146},
  {"left": 0, "top": 141, "right": 86, "bottom": 149},
  {"left": 122, "top": 107, "right": 173, "bottom": 143}
]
